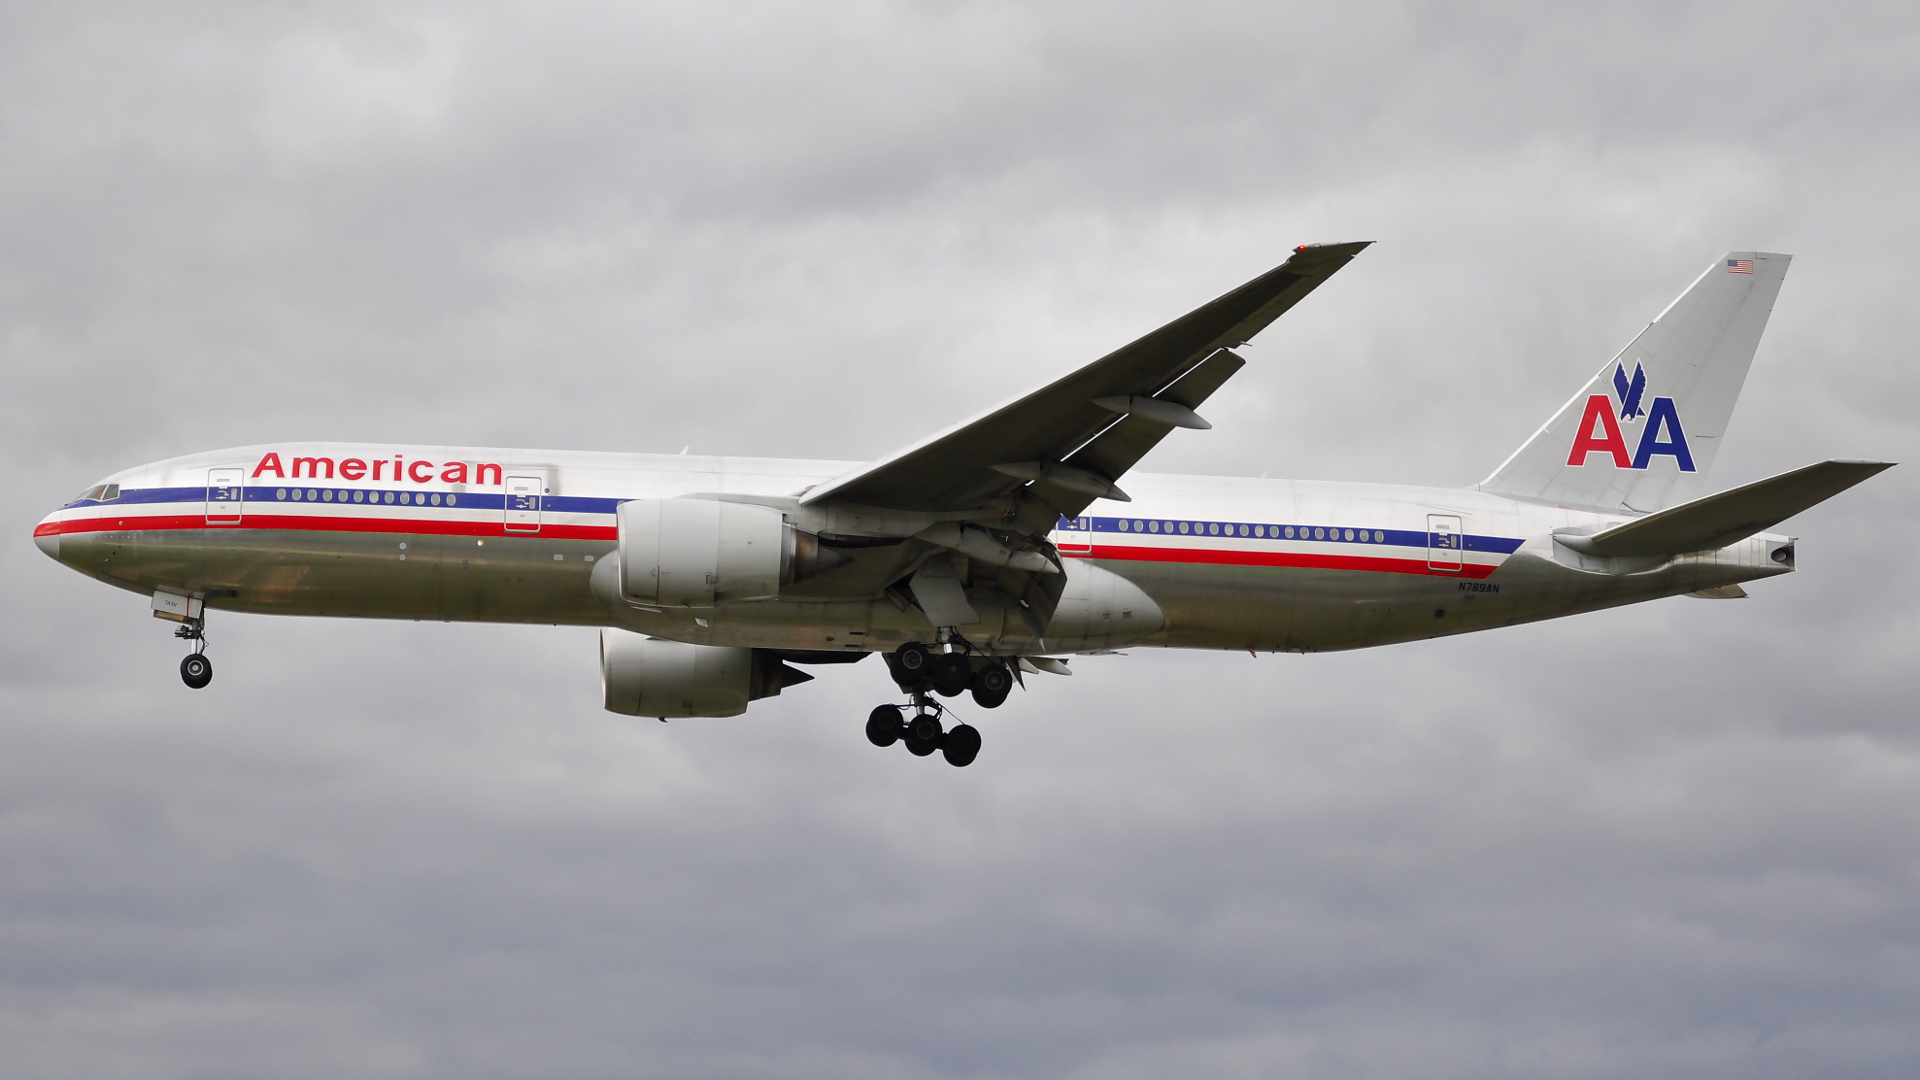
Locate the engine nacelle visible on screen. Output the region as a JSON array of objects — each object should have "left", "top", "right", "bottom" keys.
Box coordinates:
[
  {"left": 600, "top": 629, "right": 798, "bottom": 718},
  {"left": 616, "top": 498, "right": 846, "bottom": 608}
]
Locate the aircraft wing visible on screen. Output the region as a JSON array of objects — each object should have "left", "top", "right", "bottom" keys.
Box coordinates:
[
  {"left": 1561, "top": 459, "right": 1895, "bottom": 558},
  {"left": 799, "top": 242, "right": 1371, "bottom": 516}
]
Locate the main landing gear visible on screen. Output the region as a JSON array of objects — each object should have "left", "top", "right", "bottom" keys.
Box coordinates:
[
  {"left": 866, "top": 641, "right": 1014, "bottom": 767},
  {"left": 866, "top": 700, "right": 981, "bottom": 767},
  {"left": 889, "top": 641, "right": 1013, "bottom": 709},
  {"left": 176, "top": 617, "right": 212, "bottom": 689}
]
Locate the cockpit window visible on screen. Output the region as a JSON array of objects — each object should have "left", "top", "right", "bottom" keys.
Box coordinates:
[{"left": 74, "top": 483, "right": 121, "bottom": 503}]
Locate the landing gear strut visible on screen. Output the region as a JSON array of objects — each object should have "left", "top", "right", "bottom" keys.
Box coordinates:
[{"left": 176, "top": 617, "right": 212, "bottom": 689}]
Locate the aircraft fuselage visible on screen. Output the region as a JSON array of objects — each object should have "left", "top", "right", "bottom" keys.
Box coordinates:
[{"left": 36, "top": 442, "right": 1795, "bottom": 657}]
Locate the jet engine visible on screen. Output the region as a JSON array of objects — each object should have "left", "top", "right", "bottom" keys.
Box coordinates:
[
  {"left": 600, "top": 629, "right": 814, "bottom": 718},
  {"left": 614, "top": 498, "right": 848, "bottom": 607}
]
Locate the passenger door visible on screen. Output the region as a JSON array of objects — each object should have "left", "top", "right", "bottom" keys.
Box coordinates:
[
  {"left": 1427, "top": 514, "right": 1463, "bottom": 572},
  {"left": 504, "top": 474, "right": 543, "bottom": 533},
  {"left": 1055, "top": 515, "right": 1093, "bottom": 555},
  {"left": 207, "top": 467, "right": 244, "bottom": 525}
]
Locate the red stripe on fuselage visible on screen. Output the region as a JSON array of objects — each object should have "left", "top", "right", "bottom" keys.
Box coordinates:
[
  {"left": 42, "top": 517, "right": 1498, "bottom": 578},
  {"left": 1074, "top": 542, "right": 1499, "bottom": 579},
  {"left": 38, "top": 513, "right": 618, "bottom": 542}
]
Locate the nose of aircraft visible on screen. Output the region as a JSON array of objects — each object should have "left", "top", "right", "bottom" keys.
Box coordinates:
[{"left": 34, "top": 514, "right": 61, "bottom": 562}]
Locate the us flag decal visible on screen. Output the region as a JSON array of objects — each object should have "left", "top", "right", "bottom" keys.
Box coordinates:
[{"left": 1727, "top": 258, "right": 1754, "bottom": 273}]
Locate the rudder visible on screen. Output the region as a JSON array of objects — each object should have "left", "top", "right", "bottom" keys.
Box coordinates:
[{"left": 1478, "top": 251, "right": 1790, "bottom": 512}]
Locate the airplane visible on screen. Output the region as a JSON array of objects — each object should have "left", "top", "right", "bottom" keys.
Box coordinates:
[{"left": 34, "top": 246, "right": 1892, "bottom": 767}]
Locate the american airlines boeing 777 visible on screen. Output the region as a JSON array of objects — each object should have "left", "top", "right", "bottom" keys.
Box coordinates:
[{"left": 34, "top": 246, "right": 1890, "bottom": 766}]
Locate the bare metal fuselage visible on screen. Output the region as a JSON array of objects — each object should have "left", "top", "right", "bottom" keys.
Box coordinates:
[{"left": 36, "top": 443, "right": 1795, "bottom": 658}]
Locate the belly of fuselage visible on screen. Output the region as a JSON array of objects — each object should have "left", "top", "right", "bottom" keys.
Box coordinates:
[
  {"left": 64, "top": 525, "right": 1774, "bottom": 657},
  {"left": 1106, "top": 543, "right": 1779, "bottom": 653},
  {"left": 1107, "top": 557, "right": 1535, "bottom": 652},
  {"left": 63, "top": 527, "right": 616, "bottom": 625}
]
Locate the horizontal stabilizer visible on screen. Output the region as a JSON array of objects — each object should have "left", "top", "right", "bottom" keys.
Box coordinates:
[{"left": 1560, "top": 459, "right": 1894, "bottom": 558}]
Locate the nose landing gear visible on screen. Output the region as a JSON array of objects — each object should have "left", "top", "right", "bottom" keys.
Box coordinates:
[{"left": 175, "top": 616, "right": 212, "bottom": 689}]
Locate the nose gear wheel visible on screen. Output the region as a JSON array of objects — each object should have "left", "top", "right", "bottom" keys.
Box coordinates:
[{"left": 174, "top": 616, "right": 213, "bottom": 689}]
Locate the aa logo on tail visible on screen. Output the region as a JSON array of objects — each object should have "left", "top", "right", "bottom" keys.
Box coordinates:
[{"left": 1566, "top": 361, "right": 1695, "bottom": 471}]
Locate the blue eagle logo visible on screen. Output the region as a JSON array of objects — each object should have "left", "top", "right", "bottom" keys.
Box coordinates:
[{"left": 1611, "top": 361, "right": 1648, "bottom": 421}]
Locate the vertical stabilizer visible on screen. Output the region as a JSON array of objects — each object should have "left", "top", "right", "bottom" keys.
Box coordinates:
[{"left": 1478, "top": 252, "right": 1790, "bottom": 512}]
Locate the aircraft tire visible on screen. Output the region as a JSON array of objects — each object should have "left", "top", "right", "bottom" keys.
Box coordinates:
[
  {"left": 904, "top": 713, "right": 944, "bottom": 757},
  {"left": 866, "top": 704, "right": 904, "bottom": 747},
  {"left": 894, "top": 642, "right": 933, "bottom": 678},
  {"left": 180, "top": 654, "right": 213, "bottom": 690},
  {"left": 969, "top": 664, "right": 1012, "bottom": 709},
  {"left": 931, "top": 653, "right": 971, "bottom": 697},
  {"left": 942, "top": 724, "right": 981, "bottom": 767}
]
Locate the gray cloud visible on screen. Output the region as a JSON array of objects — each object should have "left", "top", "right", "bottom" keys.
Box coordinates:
[{"left": 5, "top": 2, "right": 1919, "bottom": 1077}]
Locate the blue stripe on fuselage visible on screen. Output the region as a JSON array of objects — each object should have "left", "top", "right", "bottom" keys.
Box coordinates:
[{"left": 1058, "top": 515, "right": 1523, "bottom": 555}]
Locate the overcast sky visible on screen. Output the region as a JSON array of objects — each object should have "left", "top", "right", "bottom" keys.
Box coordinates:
[{"left": 5, "top": 2, "right": 1920, "bottom": 1077}]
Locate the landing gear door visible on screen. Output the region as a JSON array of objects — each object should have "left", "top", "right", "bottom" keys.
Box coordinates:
[
  {"left": 1055, "top": 515, "right": 1093, "bottom": 555},
  {"left": 207, "top": 467, "right": 244, "bottom": 525},
  {"left": 1427, "top": 514, "right": 1463, "bottom": 572},
  {"left": 504, "top": 474, "right": 543, "bottom": 533}
]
